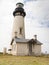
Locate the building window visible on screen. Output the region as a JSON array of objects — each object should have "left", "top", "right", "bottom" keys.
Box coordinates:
[
  {"left": 16, "top": 12, "right": 20, "bottom": 15},
  {"left": 20, "top": 28, "right": 22, "bottom": 34}
]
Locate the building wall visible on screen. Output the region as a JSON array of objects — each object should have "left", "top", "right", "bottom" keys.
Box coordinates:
[
  {"left": 32, "top": 44, "right": 41, "bottom": 55},
  {"left": 12, "top": 16, "right": 25, "bottom": 38},
  {"left": 11, "top": 42, "right": 29, "bottom": 56},
  {"left": 17, "top": 43, "right": 29, "bottom": 56},
  {"left": 11, "top": 41, "right": 41, "bottom": 56},
  {"left": 11, "top": 41, "right": 17, "bottom": 55}
]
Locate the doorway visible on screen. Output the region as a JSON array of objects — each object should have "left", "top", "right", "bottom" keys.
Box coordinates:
[{"left": 29, "top": 43, "right": 32, "bottom": 55}]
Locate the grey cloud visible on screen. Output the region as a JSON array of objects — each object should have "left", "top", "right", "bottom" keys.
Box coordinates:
[
  {"left": 24, "top": 0, "right": 37, "bottom": 3},
  {"left": 24, "top": 0, "right": 49, "bottom": 28},
  {"left": 39, "top": 20, "right": 49, "bottom": 28}
]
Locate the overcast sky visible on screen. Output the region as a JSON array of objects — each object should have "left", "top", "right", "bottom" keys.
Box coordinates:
[{"left": 0, "top": 0, "right": 49, "bottom": 53}]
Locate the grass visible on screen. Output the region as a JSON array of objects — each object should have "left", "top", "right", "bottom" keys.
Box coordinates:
[{"left": 0, "top": 54, "right": 49, "bottom": 65}]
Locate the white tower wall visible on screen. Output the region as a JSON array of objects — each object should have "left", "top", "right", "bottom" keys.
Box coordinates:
[{"left": 12, "top": 16, "right": 25, "bottom": 38}]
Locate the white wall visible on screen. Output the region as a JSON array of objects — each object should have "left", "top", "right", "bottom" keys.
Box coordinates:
[
  {"left": 11, "top": 41, "right": 41, "bottom": 56},
  {"left": 12, "top": 41, "right": 17, "bottom": 55},
  {"left": 32, "top": 44, "right": 41, "bottom": 55},
  {"left": 12, "top": 16, "right": 25, "bottom": 38},
  {"left": 17, "top": 43, "right": 28, "bottom": 56}
]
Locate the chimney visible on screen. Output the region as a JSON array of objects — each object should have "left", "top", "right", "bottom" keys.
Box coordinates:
[{"left": 34, "top": 35, "right": 37, "bottom": 40}]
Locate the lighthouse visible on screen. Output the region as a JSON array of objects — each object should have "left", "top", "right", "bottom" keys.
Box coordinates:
[
  {"left": 12, "top": 3, "right": 26, "bottom": 38},
  {"left": 9, "top": 2, "right": 42, "bottom": 56}
]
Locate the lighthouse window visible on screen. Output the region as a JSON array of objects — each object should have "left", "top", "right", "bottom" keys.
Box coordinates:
[
  {"left": 16, "top": 12, "right": 20, "bottom": 15},
  {"left": 15, "top": 12, "right": 20, "bottom": 16},
  {"left": 20, "top": 28, "right": 22, "bottom": 34}
]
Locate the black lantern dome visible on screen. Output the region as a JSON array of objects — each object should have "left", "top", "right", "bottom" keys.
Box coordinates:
[{"left": 13, "top": 2, "right": 26, "bottom": 17}]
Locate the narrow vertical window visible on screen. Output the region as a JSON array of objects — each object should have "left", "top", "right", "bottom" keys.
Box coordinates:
[{"left": 20, "top": 28, "right": 22, "bottom": 34}]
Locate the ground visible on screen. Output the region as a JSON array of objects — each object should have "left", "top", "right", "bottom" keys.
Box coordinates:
[{"left": 0, "top": 53, "right": 49, "bottom": 65}]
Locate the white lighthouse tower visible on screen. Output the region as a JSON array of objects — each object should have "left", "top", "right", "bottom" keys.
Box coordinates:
[
  {"left": 12, "top": 3, "right": 26, "bottom": 38},
  {"left": 8, "top": 2, "right": 42, "bottom": 56}
]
